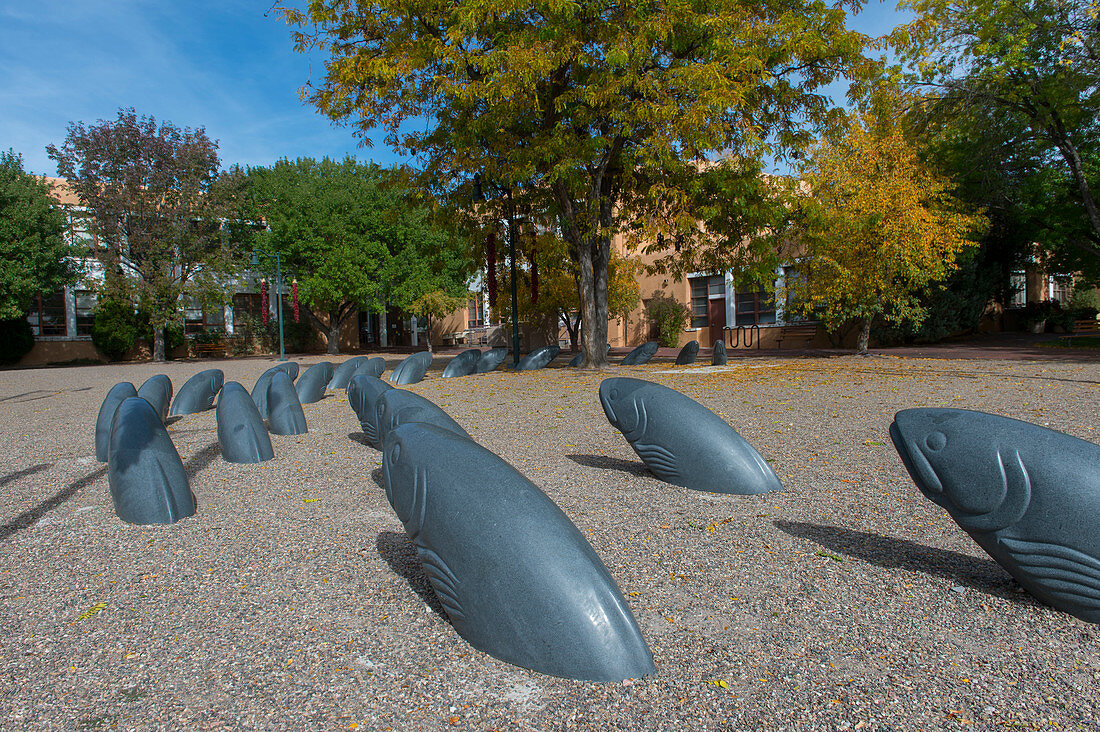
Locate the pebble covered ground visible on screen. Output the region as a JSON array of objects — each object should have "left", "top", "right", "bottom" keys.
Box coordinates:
[{"left": 1, "top": 352, "right": 1099, "bottom": 731}]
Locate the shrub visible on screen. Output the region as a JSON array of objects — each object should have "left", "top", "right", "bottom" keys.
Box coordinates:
[
  {"left": 646, "top": 292, "right": 692, "bottom": 348},
  {"left": 1068, "top": 284, "right": 1099, "bottom": 321},
  {"left": 0, "top": 318, "right": 34, "bottom": 364},
  {"left": 91, "top": 299, "right": 141, "bottom": 360}
]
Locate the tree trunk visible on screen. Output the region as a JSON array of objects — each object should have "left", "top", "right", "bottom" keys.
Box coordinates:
[
  {"left": 327, "top": 319, "right": 341, "bottom": 354},
  {"left": 1046, "top": 112, "right": 1100, "bottom": 252},
  {"left": 153, "top": 326, "right": 165, "bottom": 362},
  {"left": 856, "top": 317, "right": 872, "bottom": 354}
]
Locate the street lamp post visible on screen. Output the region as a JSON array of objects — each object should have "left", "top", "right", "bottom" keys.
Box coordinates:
[{"left": 251, "top": 249, "right": 287, "bottom": 362}]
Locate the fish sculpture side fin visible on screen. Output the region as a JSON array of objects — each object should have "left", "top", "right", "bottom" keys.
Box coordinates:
[
  {"left": 415, "top": 544, "right": 466, "bottom": 621},
  {"left": 956, "top": 449, "right": 1032, "bottom": 532}
]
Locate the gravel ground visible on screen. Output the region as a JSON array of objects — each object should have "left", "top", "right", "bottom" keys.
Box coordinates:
[{"left": 2, "top": 352, "right": 1099, "bottom": 731}]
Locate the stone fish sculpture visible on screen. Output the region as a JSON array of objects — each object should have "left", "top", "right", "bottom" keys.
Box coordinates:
[
  {"left": 108, "top": 397, "right": 196, "bottom": 525},
  {"left": 891, "top": 407, "right": 1100, "bottom": 623},
  {"left": 599, "top": 377, "right": 782, "bottom": 495},
  {"left": 266, "top": 371, "right": 307, "bottom": 435},
  {"left": 296, "top": 361, "right": 334, "bottom": 404},
  {"left": 95, "top": 382, "right": 138, "bottom": 462},
  {"left": 390, "top": 351, "right": 433, "bottom": 385},
  {"left": 474, "top": 347, "right": 508, "bottom": 373},
  {"left": 442, "top": 349, "right": 482, "bottom": 378},
  {"left": 251, "top": 367, "right": 283, "bottom": 421},
  {"left": 216, "top": 382, "right": 273, "bottom": 464},
  {"left": 675, "top": 340, "right": 699, "bottom": 365},
  {"left": 516, "top": 345, "right": 561, "bottom": 371},
  {"left": 711, "top": 340, "right": 727, "bottom": 366},
  {"left": 375, "top": 389, "right": 472, "bottom": 446},
  {"left": 621, "top": 341, "right": 658, "bottom": 366},
  {"left": 347, "top": 374, "right": 394, "bottom": 448},
  {"left": 273, "top": 361, "right": 299, "bottom": 382},
  {"left": 329, "top": 356, "right": 368, "bottom": 389},
  {"left": 137, "top": 375, "right": 173, "bottom": 424},
  {"left": 354, "top": 356, "right": 386, "bottom": 379},
  {"left": 381, "top": 422, "right": 656, "bottom": 681},
  {"left": 169, "top": 369, "right": 224, "bottom": 417}
]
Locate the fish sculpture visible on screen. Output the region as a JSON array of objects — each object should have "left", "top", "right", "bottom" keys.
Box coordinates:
[
  {"left": 442, "top": 349, "right": 482, "bottom": 378},
  {"left": 137, "top": 374, "right": 173, "bottom": 424},
  {"left": 95, "top": 382, "right": 138, "bottom": 462},
  {"left": 390, "top": 351, "right": 433, "bottom": 385},
  {"left": 273, "top": 361, "right": 299, "bottom": 382},
  {"left": 353, "top": 356, "right": 386, "bottom": 379},
  {"left": 381, "top": 422, "right": 656, "bottom": 681},
  {"left": 474, "top": 347, "right": 508, "bottom": 373},
  {"left": 516, "top": 345, "right": 561, "bottom": 371},
  {"left": 347, "top": 374, "right": 393, "bottom": 448},
  {"left": 329, "top": 356, "right": 368, "bottom": 389},
  {"left": 296, "top": 361, "right": 334, "bottom": 404},
  {"left": 675, "top": 340, "right": 699, "bottom": 365},
  {"left": 251, "top": 367, "right": 283, "bottom": 421},
  {"left": 711, "top": 340, "right": 727, "bottom": 366},
  {"left": 599, "top": 377, "right": 782, "bottom": 495},
  {"left": 621, "top": 341, "right": 658, "bottom": 366},
  {"left": 891, "top": 407, "right": 1100, "bottom": 623},
  {"left": 169, "top": 369, "right": 224, "bottom": 417},
  {"left": 266, "top": 371, "right": 307, "bottom": 435},
  {"left": 216, "top": 382, "right": 273, "bottom": 464},
  {"left": 108, "top": 397, "right": 195, "bottom": 525},
  {"left": 375, "top": 389, "right": 472, "bottom": 446}
]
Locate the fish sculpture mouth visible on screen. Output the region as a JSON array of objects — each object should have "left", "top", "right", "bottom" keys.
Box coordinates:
[
  {"left": 889, "top": 422, "right": 944, "bottom": 496},
  {"left": 598, "top": 380, "right": 648, "bottom": 442}
]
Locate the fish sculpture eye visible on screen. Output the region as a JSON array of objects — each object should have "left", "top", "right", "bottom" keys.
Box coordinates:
[
  {"left": 925, "top": 431, "right": 947, "bottom": 452},
  {"left": 389, "top": 441, "right": 402, "bottom": 466},
  {"left": 609, "top": 388, "right": 619, "bottom": 401}
]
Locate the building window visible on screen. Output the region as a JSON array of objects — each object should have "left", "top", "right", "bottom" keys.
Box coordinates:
[
  {"left": 28, "top": 290, "right": 67, "bottom": 337},
  {"left": 689, "top": 276, "right": 724, "bottom": 328},
  {"left": 67, "top": 210, "right": 100, "bottom": 252},
  {"left": 232, "top": 293, "right": 263, "bottom": 322},
  {"left": 74, "top": 290, "right": 97, "bottom": 336},
  {"left": 1008, "top": 273, "right": 1026, "bottom": 308},
  {"left": 734, "top": 284, "right": 776, "bottom": 326},
  {"left": 467, "top": 297, "right": 485, "bottom": 328},
  {"left": 183, "top": 297, "right": 225, "bottom": 335}
]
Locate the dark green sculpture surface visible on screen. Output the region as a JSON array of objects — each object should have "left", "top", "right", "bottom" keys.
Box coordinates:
[
  {"left": 711, "top": 340, "right": 727, "bottom": 366},
  {"left": 375, "top": 388, "right": 472, "bottom": 447},
  {"left": 273, "top": 361, "right": 299, "bottom": 382},
  {"left": 216, "top": 382, "right": 274, "bottom": 464},
  {"left": 347, "top": 374, "right": 394, "bottom": 448},
  {"left": 381, "top": 422, "right": 655, "bottom": 681},
  {"left": 675, "top": 340, "right": 699, "bottom": 365},
  {"left": 442, "top": 349, "right": 483, "bottom": 378},
  {"left": 108, "top": 397, "right": 195, "bottom": 525},
  {"left": 251, "top": 367, "right": 283, "bottom": 421},
  {"left": 599, "top": 377, "right": 782, "bottom": 495},
  {"left": 169, "top": 369, "right": 224, "bottom": 417},
  {"left": 353, "top": 356, "right": 386, "bottom": 379},
  {"left": 137, "top": 375, "right": 173, "bottom": 424},
  {"left": 296, "top": 361, "right": 334, "bottom": 404},
  {"left": 891, "top": 408, "right": 1100, "bottom": 623},
  {"left": 329, "top": 357, "right": 367, "bottom": 389},
  {"left": 474, "top": 347, "right": 508, "bottom": 373},
  {"left": 516, "top": 345, "right": 561, "bottom": 371},
  {"left": 266, "top": 371, "right": 308, "bottom": 435},
  {"left": 390, "top": 351, "right": 432, "bottom": 385},
  {"left": 95, "top": 382, "right": 138, "bottom": 462},
  {"left": 621, "top": 341, "right": 658, "bottom": 366}
]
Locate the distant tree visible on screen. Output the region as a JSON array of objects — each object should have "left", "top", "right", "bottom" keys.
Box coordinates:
[
  {"left": 47, "top": 109, "right": 239, "bottom": 361},
  {"left": 245, "top": 158, "right": 471, "bottom": 353},
  {"left": 0, "top": 149, "right": 79, "bottom": 320},
  {"left": 789, "top": 107, "right": 987, "bottom": 352},
  {"left": 280, "top": 0, "right": 868, "bottom": 367}
]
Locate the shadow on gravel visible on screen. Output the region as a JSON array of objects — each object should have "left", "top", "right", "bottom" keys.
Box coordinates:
[
  {"left": 566, "top": 454, "right": 650, "bottom": 477},
  {"left": 370, "top": 467, "right": 386, "bottom": 491},
  {"left": 774, "top": 520, "right": 1021, "bottom": 601},
  {"left": 375, "top": 530, "right": 451, "bottom": 623},
  {"left": 183, "top": 443, "right": 221, "bottom": 479},
  {"left": 348, "top": 433, "right": 374, "bottom": 449},
  {"left": 0, "top": 463, "right": 52, "bottom": 488},
  {"left": 0, "top": 466, "right": 107, "bottom": 542}
]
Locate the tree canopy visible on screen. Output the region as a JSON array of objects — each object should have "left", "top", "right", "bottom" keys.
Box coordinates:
[
  {"left": 0, "top": 150, "right": 78, "bottom": 320},
  {"left": 47, "top": 108, "right": 239, "bottom": 361},
  {"left": 788, "top": 106, "right": 987, "bottom": 352},
  {"left": 243, "top": 157, "right": 471, "bottom": 353},
  {"left": 281, "top": 0, "right": 869, "bottom": 367}
]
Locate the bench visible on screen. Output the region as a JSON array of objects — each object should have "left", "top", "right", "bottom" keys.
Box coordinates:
[
  {"left": 192, "top": 340, "right": 226, "bottom": 358},
  {"left": 1064, "top": 319, "right": 1100, "bottom": 340},
  {"left": 775, "top": 324, "right": 818, "bottom": 349}
]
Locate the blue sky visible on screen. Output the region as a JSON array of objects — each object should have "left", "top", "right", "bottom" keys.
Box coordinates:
[{"left": 1, "top": 0, "right": 911, "bottom": 178}]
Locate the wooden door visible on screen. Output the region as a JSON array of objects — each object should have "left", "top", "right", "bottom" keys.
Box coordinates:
[{"left": 708, "top": 297, "right": 726, "bottom": 345}]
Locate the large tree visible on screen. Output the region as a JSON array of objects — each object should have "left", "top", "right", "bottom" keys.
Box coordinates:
[
  {"left": 789, "top": 107, "right": 987, "bottom": 352},
  {"left": 47, "top": 109, "right": 239, "bottom": 361},
  {"left": 280, "top": 0, "right": 869, "bottom": 367},
  {"left": 0, "top": 149, "right": 79, "bottom": 320},
  {"left": 244, "top": 157, "right": 471, "bottom": 353},
  {"left": 899, "top": 0, "right": 1100, "bottom": 261}
]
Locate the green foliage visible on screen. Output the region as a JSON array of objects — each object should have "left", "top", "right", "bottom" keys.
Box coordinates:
[
  {"left": 91, "top": 299, "right": 142, "bottom": 360},
  {"left": 0, "top": 318, "right": 35, "bottom": 365},
  {"left": 1069, "top": 283, "right": 1100, "bottom": 319},
  {"left": 0, "top": 150, "right": 79, "bottom": 320},
  {"left": 646, "top": 292, "right": 692, "bottom": 348}
]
